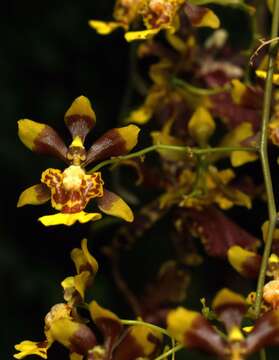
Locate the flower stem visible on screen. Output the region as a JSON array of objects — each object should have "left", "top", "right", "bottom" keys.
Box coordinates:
[
  {"left": 172, "top": 77, "right": 230, "bottom": 96},
  {"left": 153, "top": 344, "right": 184, "bottom": 360},
  {"left": 254, "top": 0, "right": 279, "bottom": 318},
  {"left": 120, "top": 319, "right": 171, "bottom": 337},
  {"left": 89, "top": 145, "right": 257, "bottom": 173}
]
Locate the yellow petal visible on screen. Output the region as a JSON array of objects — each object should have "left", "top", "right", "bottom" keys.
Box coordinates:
[
  {"left": 231, "top": 151, "right": 258, "bottom": 167},
  {"left": 61, "top": 272, "right": 91, "bottom": 302},
  {"left": 18, "top": 119, "right": 46, "bottom": 151},
  {"left": 38, "top": 211, "right": 102, "bottom": 226},
  {"left": 17, "top": 184, "right": 50, "bottom": 207},
  {"left": 71, "top": 238, "right": 99, "bottom": 275},
  {"left": 65, "top": 96, "right": 96, "bottom": 124},
  {"left": 125, "top": 28, "right": 160, "bottom": 42},
  {"left": 231, "top": 79, "right": 247, "bottom": 105},
  {"left": 14, "top": 340, "right": 49, "bottom": 359},
  {"left": 97, "top": 190, "right": 134, "bottom": 222},
  {"left": 128, "top": 107, "right": 153, "bottom": 125},
  {"left": 167, "top": 307, "right": 200, "bottom": 344},
  {"left": 228, "top": 245, "right": 260, "bottom": 277},
  {"left": 116, "top": 125, "right": 141, "bottom": 152},
  {"left": 89, "top": 300, "right": 120, "bottom": 323},
  {"left": 89, "top": 20, "right": 125, "bottom": 35},
  {"left": 195, "top": 9, "right": 220, "bottom": 29},
  {"left": 262, "top": 220, "right": 279, "bottom": 242},
  {"left": 212, "top": 288, "right": 246, "bottom": 311},
  {"left": 129, "top": 325, "right": 163, "bottom": 356},
  {"left": 70, "top": 353, "right": 83, "bottom": 360},
  {"left": 188, "top": 107, "right": 216, "bottom": 145}
]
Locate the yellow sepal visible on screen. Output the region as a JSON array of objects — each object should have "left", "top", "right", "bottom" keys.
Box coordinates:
[
  {"left": 228, "top": 246, "right": 256, "bottom": 275},
  {"left": 129, "top": 325, "right": 163, "bottom": 356},
  {"left": 167, "top": 307, "right": 200, "bottom": 344},
  {"left": 98, "top": 191, "right": 134, "bottom": 222},
  {"left": 89, "top": 300, "right": 120, "bottom": 323},
  {"left": 17, "top": 184, "right": 50, "bottom": 207},
  {"left": 231, "top": 79, "right": 247, "bottom": 104},
  {"left": 89, "top": 20, "right": 125, "bottom": 35},
  {"left": 38, "top": 211, "right": 102, "bottom": 226},
  {"left": 71, "top": 239, "right": 99, "bottom": 275},
  {"left": 128, "top": 107, "right": 152, "bottom": 125}
]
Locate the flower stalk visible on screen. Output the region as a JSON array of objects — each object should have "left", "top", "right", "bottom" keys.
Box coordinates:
[{"left": 255, "top": 0, "right": 279, "bottom": 319}]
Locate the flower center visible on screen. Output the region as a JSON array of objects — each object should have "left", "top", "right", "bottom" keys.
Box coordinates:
[{"left": 62, "top": 165, "right": 85, "bottom": 191}]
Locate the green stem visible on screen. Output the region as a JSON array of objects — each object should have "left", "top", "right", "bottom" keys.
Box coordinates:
[
  {"left": 172, "top": 77, "right": 230, "bottom": 96},
  {"left": 88, "top": 145, "right": 257, "bottom": 173},
  {"left": 120, "top": 319, "right": 171, "bottom": 337},
  {"left": 153, "top": 345, "right": 184, "bottom": 360},
  {"left": 255, "top": 0, "right": 279, "bottom": 319}
]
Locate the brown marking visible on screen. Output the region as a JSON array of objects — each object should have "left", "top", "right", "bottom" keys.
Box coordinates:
[
  {"left": 33, "top": 125, "right": 68, "bottom": 162},
  {"left": 97, "top": 189, "right": 117, "bottom": 211},
  {"left": 65, "top": 115, "right": 94, "bottom": 143},
  {"left": 69, "top": 324, "right": 97, "bottom": 355},
  {"left": 84, "top": 129, "right": 127, "bottom": 166},
  {"left": 184, "top": 3, "right": 208, "bottom": 27}
]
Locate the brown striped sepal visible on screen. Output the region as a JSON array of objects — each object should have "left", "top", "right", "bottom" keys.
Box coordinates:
[
  {"left": 62, "top": 239, "right": 99, "bottom": 304},
  {"left": 89, "top": 301, "right": 123, "bottom": 359},
  {"left": 18, "top": 119, "right": 68, "bottom": 162},
  {"left": 64, "top": 96, "right": 96, "bottom": 143},
  {"left": 84, "top": 125, "right": 140, "bottom": 166},
  {"left": 97, "top": 189, "right": 134, "bottom": 222},
  {"left": 212, "top": 288, "right": 246, "bottom": 332},
  {"left": 17, "top": 184, "right": 50, "bottom": 207},
  {"left": 167, "top": 307, "right": 227, "bottom": 357},
  {"left": 227, "top": 246, "right": 261, "bottom": 279},
  {"left": 113, "top": 324, "right": 162, "bottom": 360},
  {"left": 184, "top": 3, "right": 220, "bottom": 29}
]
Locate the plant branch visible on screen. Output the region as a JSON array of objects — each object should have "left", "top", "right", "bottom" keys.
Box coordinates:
[
  {"left": 88, "top": 145, "right": 258, "bottom": 173},
  {"left": 120, "top": 319, "right": 171, "bottom": 337},
  {"left": 254, "top": 0, "right": 279, "bottom": 318},
  {"left": 153, "top": 344, "right": 184, "bottom": 360}
]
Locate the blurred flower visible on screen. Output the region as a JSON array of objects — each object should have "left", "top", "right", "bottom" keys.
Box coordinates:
[
  {"left": 17, "top": 96, "right": 140, "bottom": 226},
  {"left": 89, "top": 0, "right": 220, "bottom": 42},
  {"left": 167, "top": 288, "right": 279, "bottom": 359}
]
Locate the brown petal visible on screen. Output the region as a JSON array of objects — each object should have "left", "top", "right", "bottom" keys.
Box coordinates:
[
  {"left": 84, "top": 125, "right": 140, "bottom": 166},
  {"left": 64, "top": 96, "right": 96, "bottom": 142},
  {"left": 18, "top": 119, "right": 68, "bottom": 162},
  {"left": 189, "top": 206, "right": 259, "bottom": 258},
  {"left": 245, "top": 310, "right": 279, "bottom": 355}
]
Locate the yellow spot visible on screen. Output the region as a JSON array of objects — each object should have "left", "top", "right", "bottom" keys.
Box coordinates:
[
  {"left": 38, "top": 211, "right": 102, "bottom": 226},
  {"left": 70, "top": 136, "right": 84, "bottom": 148},
  {"left": 228, "top": 326, "right": 244, "bottom": 342}
]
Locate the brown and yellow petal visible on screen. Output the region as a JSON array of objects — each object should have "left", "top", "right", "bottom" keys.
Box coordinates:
[
  {"left": 49, "top": 318, "right": 97, "bottom": 355},
  {"left": 97, "top": 189, "right": 134, "bottom": 222},
  {"left": 184, "top": 3, "right": 220, "bottom": 29},
  {"left": 38, "top": 211, "right": 102, "bottom": 226},
  {"left": 18, "top": 119, "right": 68, "bottom": 162},
  {"left": 85, "top": 125, "right": 140, "bottom": 166},
  {"left": 114, "top": 324, "right": 162, "bottom": 360},
  {"left": 61, "top": 271, "right": 91, "bottom": 304},
  {"left": 227, "top": 245, "right": 261, "bottom": 278},
  {"left": 17, "top": 184, "right": 50, "bottom": 207},
  {"left": 125, "top": 28, "right": 161, "bottom": 42},
  {"left": 64, "top": 96, "right": 96, "bottom": 143},
  {"left": 167, "top": 307, "right": 227, "bottom": 356},
  {"left": 212, "top": 288, "right": 246, "bottom": 331},
  {"left": 14, "top": 340, "right": 50, "bottom": 359}
]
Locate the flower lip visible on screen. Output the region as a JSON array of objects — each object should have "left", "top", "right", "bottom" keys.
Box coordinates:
[{"left": 62, "top": 165, "right": 86, "bottom": 191}]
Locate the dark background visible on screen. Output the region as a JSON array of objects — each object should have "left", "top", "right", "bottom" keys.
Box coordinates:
[{"left": 0, "top": 1, "right": 276, "bottom": 360}]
